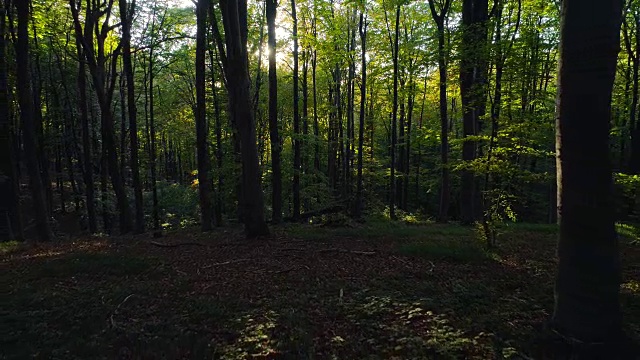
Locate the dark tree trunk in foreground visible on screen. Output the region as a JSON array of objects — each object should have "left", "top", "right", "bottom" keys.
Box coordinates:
[
  {"left": 266, "top": 0, "right": 282, "bottom": 223},
  {"left": 459, "top": 0, "right": 489, "bottom": 224},
  {"left": 119, "top": 0, "right": 145, "bottom": 234},
  {"left": 553, "top": 0, "right": 623, "bottom": 346},
  {"left": 0, "top": 2, "right": 22, "bottom": 241},
  {"left": 219, "top": 0, "right": 269, "bottom": 237},
  {"left": 15, "top": 0, "right": 52, "bottom": 241},
  {"left": 196, "top": 0, "right": 214, "bottom": 231}
]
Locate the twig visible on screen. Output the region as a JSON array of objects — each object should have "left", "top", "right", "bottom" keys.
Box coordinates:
[
  {"left": 316, "top": 248, "right": 376, "bottom": 256},
  {"left": 201, "top": 258, "right": 250, "bottom": 268},
  {"left": 110, "top": 294, "right": 136, "bottom": 328},
  {"left": 273, "top": 265, "right": 311, "bottom": 274},
  {"left": 148, "top": 241, "right": 205, "bottom": 248}
]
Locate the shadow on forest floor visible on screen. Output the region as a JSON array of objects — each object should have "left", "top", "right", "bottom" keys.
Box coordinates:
[{"left": 1, "top": 221, "right": 639, "bottom": 359}]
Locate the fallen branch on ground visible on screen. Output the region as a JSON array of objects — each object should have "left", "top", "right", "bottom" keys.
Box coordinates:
[
  {"left": 110, "top": 294, "right": 136, "bottom": 328},
  {"left": 316, "top": 248, "right": 376, "bottom": 256},
  {"left": 201, "top": 258, "right": 250, "bottom": 268}
]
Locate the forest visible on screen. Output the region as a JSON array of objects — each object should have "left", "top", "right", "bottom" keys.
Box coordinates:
[{"left": 0, "top": 0, "right": 639, "bottom": 358}]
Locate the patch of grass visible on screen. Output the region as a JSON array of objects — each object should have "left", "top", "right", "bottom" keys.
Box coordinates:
[
  {"left": 287, "top": 218, "right": 473, "bottom": 241},
  {"left": 0, "top": 240, "right": 20, "bottom": 255},
  {"left": 397, "top": 238, "right": 490, "bottom": 263}
]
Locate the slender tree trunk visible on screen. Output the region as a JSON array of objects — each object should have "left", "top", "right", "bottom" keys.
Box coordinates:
[
  {"left": 553, "top": 0, "right": 623, "bottom": 346},
  {"left": 14, "top": 0, "right": 52, "bottom": 242},
  {"left": 429, "top": 0, "right": 452, "bottom": 222},
  {"left": 119, "top": 0, "right": 145, "bottom": 233},
  {"left": 355, "top": 12, "right": 367, "bottom": 218},
  {"left": 389, "top": 5, "right": 400, "bottom": 220},
  {"left": 292, "top": 0, "right": 301, "bottom": 219},
  {"left": 149, "top": 50, "right": 160, "bottom": 231},
  {"left": 196, "top": 0, "right": 214, "bottom": 231},
  {"left": 312, "top": 22, "right": 320, "bottom": 174},
  {"left": 75, "top": 40, "right": 97, "bottom": 233},
  {"left": 266, "top": 0, "right": 282, "bottom": 223},
  {"left": 208, "top": 45, "right": 224, "bottom": 226}
]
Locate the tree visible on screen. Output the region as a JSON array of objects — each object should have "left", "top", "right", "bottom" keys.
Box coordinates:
[
  {"left": 0, "top": 0, "right": 22, "bottom": 241},
  {"left": 217, "top": 0, "right": 269, "bottom": 237},
  {"left": 266, "top": 0, "right": 282, "bottom": 223},
  {"left": 70, "top": 0, "right": 133, "bottom": 234},
  {"left": 196, "top": 0, "right": 214, "bottom": 231},
  {"left": 119, "top": 0, "right": 145, "bottom": 234},
  {"left": 459, "top": 0, "right": 489, "bottom": 224},
  {"left": 553, "top": 0, "right": 623, "bottom": 346},
  {"left": 355, "top": 9, "right": 367, "bottom": 218},
  {"left": 292, "top": 0, "right": 301, "bottom": 220},
  {"left": 428, "top": 0, "right": 452, "bottom": 223},
  {"left": 14, "top": 0, "right": 52, "bottom": 242},
  {"left": 389, "top": 3, "right": 400, "bottom": 220}
]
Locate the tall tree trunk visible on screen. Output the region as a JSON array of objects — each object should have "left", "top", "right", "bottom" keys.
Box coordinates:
[
  {"left": 75, "top": 39, "right": 97, "bottom": 233},
  {"left": 148, "top": 49, "right": 160, "bottom": 231},
  {"left": 119, "top": 0, "right": 145, "bottom": 234},
  {"left": 14, "top": 0, "right": 52, "bottom": 242},
  {"left": 0, "top": 2, "right": 22, "bottom": 241},
  {"left": 196, "top": 0, "right": 214, "bottom": 231},
  {"left": 460, "top": 0, "right": 489, "bottom": 224},
  {"left": 428, "top": 0, "right": 452, "bottom": 223},
  {"left": 389, "top": 4, "right": 400, "bottom": 220},
  {"left": 218, "top": 0, "right": 269, "bottom": 237},
  {"left": 553, "top": 0, "right": 623, "bottom": 346},
  {"left": 355, "top": 12, "right": 367, "bottom": 218},
  {"left": 29, "top": 10, "right": 52, "bottom": 218},
  {"left": 292, "top": 0, "right": 301, "bottom": 219},
  {"left": 312, "top": 15, "right": 320, "bottom": 174},
  {"left": 208, "top": 45, "right": 224, "bottom": 226},
  {"left": 266, "top": 0, "right": 282, "bottom": 223}
]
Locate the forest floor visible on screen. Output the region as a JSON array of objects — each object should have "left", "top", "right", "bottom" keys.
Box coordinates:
[{"left": 1, "top": 221, "right": 639, "bottom": 359}]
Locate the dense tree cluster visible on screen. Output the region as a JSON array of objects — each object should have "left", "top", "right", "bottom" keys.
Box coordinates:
[{"left": 0, "top": 0, "right": 632, "bottom": 349}]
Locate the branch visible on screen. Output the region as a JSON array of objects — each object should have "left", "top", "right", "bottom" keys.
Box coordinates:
[{"left": 148, "top": 241, "right": 205, "bottom": 247}]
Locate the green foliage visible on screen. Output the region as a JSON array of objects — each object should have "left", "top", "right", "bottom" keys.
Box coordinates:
[
  {"left": 150, "top": 181, "right": 200, "bottom": 229},
  {"left": 0, "top": 241, "right": 20, "bottom": 255}
]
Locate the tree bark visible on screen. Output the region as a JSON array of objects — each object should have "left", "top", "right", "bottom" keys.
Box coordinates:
[
  {"left": 389, "top": 5, "right": 400, "bottom": 220},
  {"left": 460, "top": 0, "right": 489, "bottom": 224},
  {"left": 355, "top": 12, "right": 367, "bottom": 218},
  {"left": 553, "top": 0, "right": 623, "bottom": 344},
  {"left": 265, "top": 0, "right": 281, "bottom": 223},
  {"left": 428, "top": 0, "right": 452, "bottom": 223},
  {"left": 119, "top": 0, "right": 145, "bottom": 234},
  {"left": 218, "top": 0, "right": 269, "bottom": 237},
  {"left": 196, "top": 0, "right": 214, "bottom": 231},
  {"left": 0, "top": 2, "right": 22, "bottom": 241},
  {"left": 15, "top": 0, "right": 52, "bottom": 241},
  {"left": 291, "top": 0, "right": 301, "bottom": 220}
]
